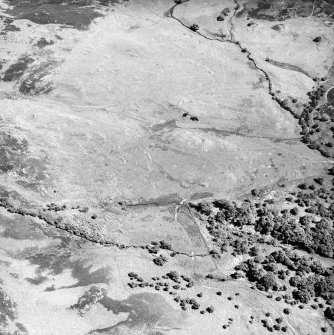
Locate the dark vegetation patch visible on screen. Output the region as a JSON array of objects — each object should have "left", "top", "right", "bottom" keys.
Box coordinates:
[
  {"left": 188, "top": 169, "right": 334, "bottom": 325},
  {"left": 3, "top": 0, "right": 120, "bottom": 30},
  {"left": 265, "top": 58, "right": 312, "bottom": 79},
  {"left": 239, "top": 250, "right": 334, "bottom": 300},
  {"left": 0, "top": 286, "right": 16, "bottom": 325},
  {"left": 1, "top": 55, "right": 34, "bottom": 82},
  {"left": 0, "top": 286, "right": 27, "bottom": 334},
  {"left": 18, "top": 60, "right": 57, "bottom": 95},
  {"left": 190, "top": 192, "right": 214, "bottom": 200},
  {"left": 0, "top": 214, "right": 45, "bottom": 240},
  {"left": 0, "top": 131, "right": 46, "bottom": 182},
  {"left": 127, "top": 193, "right": 182, "bottom": 207},
  {"left": 71, "top": 289, "right": 181, "bottom": 333},
  {"left": 7, "top": 3, "right": 101, "bottom": 29},
  {"left": 35, "top": 37, "right": 54, "bottom": 48},
  {"left": 271, "top": 24, "right": 284, "bottom": 31},
  {"left": 327, "top": 88, "right": 334, "bottom": 105},
  {"left": 25, "top": 275, "right": 48, "bottom": 285},
  {"left": 70, "top": 286, "right": 106, "bottom": 316},
  {"left": 299, "top": 84, "right": 334, "bottom": 157},
  {"left": 193, "top": 175, "right": 334, "bottom": 259},
  {"left": 99, "top": 292, "right": 180, "bottom": 330},
  {"left": 97, "top": 0, "right": 120, "bottom": 6},
  {"left": 0, "top": 132, "right": 28, "bottom": 172},
  {"left": 16, "top": 180, "right": 45, "bottom": 190},
  {"left": 151, "top": 120, "right": 177, "bottom": 132},
  {"left": 244, "top": 0, "right": 334, "bottom": 21},
  {"left": 24, "top": 247, "right": 112, "bottom": 290},
  {"left": 0, "top": 17, "right": 20, "bottom": 35}
]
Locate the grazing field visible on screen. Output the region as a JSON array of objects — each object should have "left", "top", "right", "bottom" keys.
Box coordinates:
[{"left": 0, "top": 0, "right": 333, "bottom": 334}]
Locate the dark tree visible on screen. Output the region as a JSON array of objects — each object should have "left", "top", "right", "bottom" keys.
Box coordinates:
[
  {"left": 292, "top": 288, "right": 312, "bottom": 303},
  {"left": 190, "top": 24, "right": 199, "bottom": 31},
  {"left": 258, "top": 273, "right": 277, "bottom": 291},
  {"left": 324, "top": 307, "right": 334, "bottom": 321}
]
